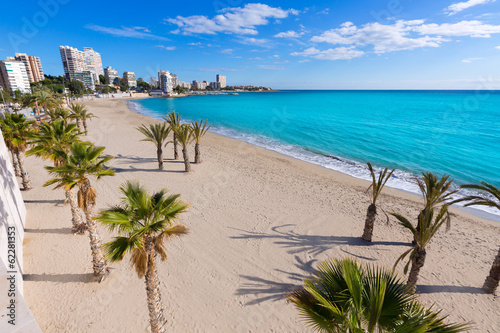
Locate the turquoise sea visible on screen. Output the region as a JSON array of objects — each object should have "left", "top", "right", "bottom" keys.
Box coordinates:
[{"left": 129, "top": 90, "right": 500, "bottom": 220}]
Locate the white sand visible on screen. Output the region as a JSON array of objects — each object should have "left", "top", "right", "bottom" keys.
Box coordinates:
[{"left": 21, "top": 98, "right": 500, "bottom": 332}]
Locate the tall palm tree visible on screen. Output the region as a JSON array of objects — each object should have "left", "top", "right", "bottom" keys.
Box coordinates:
[
  {"left": 459, "top": 182, "right": 500, "bottom": 294},
  {"left": 173, "top": 124, "right": 194, "bottom": 172},
  {"left": 69, "top": 102, "right": 96, "bottom": 134},
  {"left": 190, "top": 120, "right": 211, "bottom": 164},
  {"left": 0, "top": 113, "right": 35, "bottom": 189},
  {"left": 96, "top": 181, "right": 189, "bottom": 333},
  {"left": 45, "top": 142, "right": 115, "bottom": 281},
  {"left": 1, "top": 119, "right": 21, "bottom": 176},
  {"left": 34, "top": 90, "right": 58, "bottom": 119},
  {"left": 164, "top": 111, "right": 181, "bottom": 160},
  {"left": 28, "top": 120, "right": 86, "bottom": 233},
  {"left": 362, "top": 162, "right": 395, "bottom": 242},
  {"left": 137, "top": 123, "right": 171, "bottom": 170},
  {"left": 46, "top": 107, "right": 72, "bottom": 124},
  {"left": 391, "top": 205, "right": 451, "bottom": 293},
  {"left": 289, "top": 258, "right": 468, "bottom": 332},
  {"left": 413, "top": 173, "right": 456, "bottom": 244}
]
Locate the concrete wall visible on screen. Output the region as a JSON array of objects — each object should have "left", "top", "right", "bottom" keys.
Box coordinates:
[{"left": 0, "top": 127, "right": 41, "bottom": 332}]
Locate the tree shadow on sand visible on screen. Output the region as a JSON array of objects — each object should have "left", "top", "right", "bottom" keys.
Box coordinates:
[
  {"left": 25, "top": 227, "right": 74, "bottom": 234},
  {"left": 24, "top": 199, "right": 65, "bottom": 206},
  {"left": 417, "top": 284, "right": 484, "bottom": 295},
  {"left": 236, "top": 256, "right": 316, "bottom": 305},
  {"left": 23, "top": 273, "right": 94, "bottom": 283},
  {"left": 230, "top": 224, "right": 411, "bottom": 258}
]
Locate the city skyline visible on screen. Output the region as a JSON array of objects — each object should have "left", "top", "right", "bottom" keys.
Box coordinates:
[{"left": 1, "top": 0, "right": 500, "bottom": 89}]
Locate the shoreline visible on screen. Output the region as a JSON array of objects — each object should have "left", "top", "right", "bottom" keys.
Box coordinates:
[
  {"left": 22, "top": 98, "right": 500, "bottom": 332},
  {"left": 127, "top": 97, "right": 500, "bottom": 224}
]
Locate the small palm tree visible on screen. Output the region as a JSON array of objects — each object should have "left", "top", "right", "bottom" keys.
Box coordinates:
[
  {"left": 28, "top": 120, "right": 86, "bottom": 233},
  {"left": 190, "top": 120, "right": 211, "bottom": 164},
  {"left": 46, "top": 107, "right": 72, "bottom": 124},
  {"left": 413, "top": 173, "right": 456, "bottom": 244},
  {"left": 137, "top": 123, "right": 171, "bottom": 170},
  {"left": 289, "top": 258, "right": 469, "bottom": 332},
  {"left": 362, "top": 162, "right": 395, "bottom": 242},
  {"left": 96, "top": 181, "right": 189, "bottom": 333},
  {"left": 69, "top": 102, "right": 96, "bottom": 134},
  {"left": 45, "top": 142, "right": 115, "bottom": 281},
  {"left": 0, "top": 113, "right": 35, "bottom": 189},
  {"left": 459, "top": 182, "right": 500, "bottom": 294},
  {"left": 391, "top": 205, "right": 451, "bottom": 293},
  {"left": 173, "top": 124, "right": 194, "bottom": 172},
  {"left": 164, "top": 111, "right": 181, "bottom": 160}
]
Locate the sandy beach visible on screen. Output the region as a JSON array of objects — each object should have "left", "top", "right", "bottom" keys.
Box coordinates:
[{"left": 21, "top": 98, "right": 500, "bottom": 332}]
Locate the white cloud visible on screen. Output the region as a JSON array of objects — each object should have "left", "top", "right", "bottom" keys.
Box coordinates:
[
  {"left": 317, "top": 8, "right": 330, "bottom": 15},
  {"left": 166, "top": 3, "right": 298, "bottom": 35},
  {"left": 221, "top": 48, "right": 234, "bottom": 54},
  {"left": 310, "top": 19, "right": 500, "bottom": 55},
  {"left": 445, "top": 0, "right": 495, "bottom": 15},
  {"left": 495, "top": 45, "right": 500, "bottom": 49},
  {"left": 237, "top": 37, "right": 271, "bottom": 47},
  {"left": 258, "top": 65, "right": 285, "bottom": 70},
  {"left": 413, "top": 20, "right": 500, "bottom": 37},
  {"left": 155, "top": 45, "right": 176, "bottom": 50},
  {"left": 462, "top": 57, "right": 483, "bottom": 62},
  {"left": 291, "top": 46, "right": 364, "bottom": 60},
  {"left": 188, "top": 42, "right": 202, "bottom": 46},
  {"left": 85, "top": 25, "right": 169, "bottom": 40},
  {"left": 274, "top": 30, "right": 304, "bottom": 38}
]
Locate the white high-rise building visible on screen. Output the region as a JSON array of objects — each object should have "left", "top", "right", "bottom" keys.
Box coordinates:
[
  {"left": 9, "top": 53, "right": 44, "bottom": 83},
  {"left": 123, "top": 72, "right": 137, "bottom": 87},
  {"left": 104, "top": 66, "right": 119, "bottom": 84},
  {"left": 83, "top": 47, "right": 104, "bottom": 84},
  {"left": 158, "top": 70, "right": 175, "bottom": 93},
  {"left": 0, "top": 60, "right": 31, "bottom": 93},
  {"left": 216, "top": 74, "right": 226, "bottom": 88}
]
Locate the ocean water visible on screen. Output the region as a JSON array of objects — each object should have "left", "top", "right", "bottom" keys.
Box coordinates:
[{"left": 129, "top": 90, "right": 500, "bottom": 220}]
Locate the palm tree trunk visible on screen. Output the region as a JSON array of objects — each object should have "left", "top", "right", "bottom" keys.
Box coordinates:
[
  {"left": 407, "top": 247, "right": 426, "bottom": 293},
  {"left": 173, "top": 133, "right": 178, "bottom": 160},
  {"left": 15, "top": 151, "right": 31, "bottom": 190},
  {"left": 157, "top": 147, "right": 163, "bottom": 170},
  {"left": 182, "top": 148, "right": 191, "bottom": 172},
  {"left": 76, "top": 119, "right": 82, "bottom": 131},
  {"left": 362, "top": 203, "right": 377, "bottom": 242},
  {"left": 83, "top": 120, "right": 88, "bottom": 134},
  {"left": 82, "top": 183, "right": 108, "bottom": 282},
  {"left": 10, "top": 150, "right": 21, "bottom": 176},
  {"left": 65, "top": 189, "right": 86, "bottom": 234},
  {"left": 483, "top": 247, "right": 500, "bottom": 294},
  {"left": 194, "top": 143, "right": 201, "bottom": 164},
  {"left": 144, "top": 237, "right": 166, "bottom": 333}
]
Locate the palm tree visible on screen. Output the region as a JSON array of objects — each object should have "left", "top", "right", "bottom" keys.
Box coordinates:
[
  {"left": 289, "top": 258, "right": 469, "bottom": 332},
  {"left": 362, "top": 162, "right": 395, "bottom": 242},
  {"left": 45, "top": 142, "right": 115, "bottom": 281},
  {"left": 164, "top": 111, "right": 181, "bottom": 160},
  {"left": 190, "top": 120, "right": 211, "bottom": 164},
  {"left": 69, "top": 102, "right": 96, "bottom": 134},
  {"left": 391, "top": 205, "right": 451, "bottom": 293},
  {"left": 173, "top": 124, "right": 194, "bottom": 172},
  {"left": 413, "top": 173, "right": 456, "bottom": 244},
  {"left": 137, "top": 123, "right": 171, "bottom": 170},
  {"left": 459, "top": 182, "right": 500, "bottom": 294},
  {"left": 0, "top": 113, "right": 35, "bottom": 189},
  {"left": 96, "top": 181, "right": 189, "bottom": 333},
  {"left": 28, "top": 120, "right": 86, "bottom": 233},
  {"left": 46, "top": 107, "right": 72, "bottom": 124},
  {"left": 1, "top": 119, "right": 21, "bottom": 176}
]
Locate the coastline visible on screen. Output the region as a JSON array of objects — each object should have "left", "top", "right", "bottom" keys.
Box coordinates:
[{"left": 22, "top": 98, "right": 500, "bottom": 332}]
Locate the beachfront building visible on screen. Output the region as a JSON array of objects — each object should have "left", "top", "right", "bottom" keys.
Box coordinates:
[
  {"left": 60, "top": 45, "right": 103, "bottom": 85},
  {"left": 59, "top": 46, "right": 86, "bottom": 80},
  {"left": 192, "top": 80, "right": 208, "bottom": 90},
  {"left": 158, "top": 70, "right": 175, "bottom": 93},
  {"left": 209, "top": 81, "right": 221, "bottom": 89},
  {"left": 7, "top": 53, "right": 44, "bottom": 83},
  {"left": 150, "top": 76, "right": 158, "bottom": 88},
  {"left": 123, "top": 71, "right": 137, "bottom": 87},
  {"left": 83, "top": 47, "right": 104, "bottom": 84},
  {"left": 216, "top": 74, "right": 226, "bottom": 88},
  {"left": 71, "top": 71, "right": 95, "bottom": 90},
  {"left": 104, "top": 66, "right": 119, "bottom": 85},
  {"left": 177, "top": 81, "right": 191, "bottom": 89},
  {"left": 0, "top": 60, "right": 31, "bottom": 93}
]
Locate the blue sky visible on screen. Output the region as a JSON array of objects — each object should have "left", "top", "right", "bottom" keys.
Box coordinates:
[{"left": 1, "top": 0, "right": 500, "bottom": 89}]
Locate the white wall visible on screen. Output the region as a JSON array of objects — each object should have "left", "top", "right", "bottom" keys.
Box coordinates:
[{"left": 0, "top": 127, "right": 41, "bottom": 332}]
